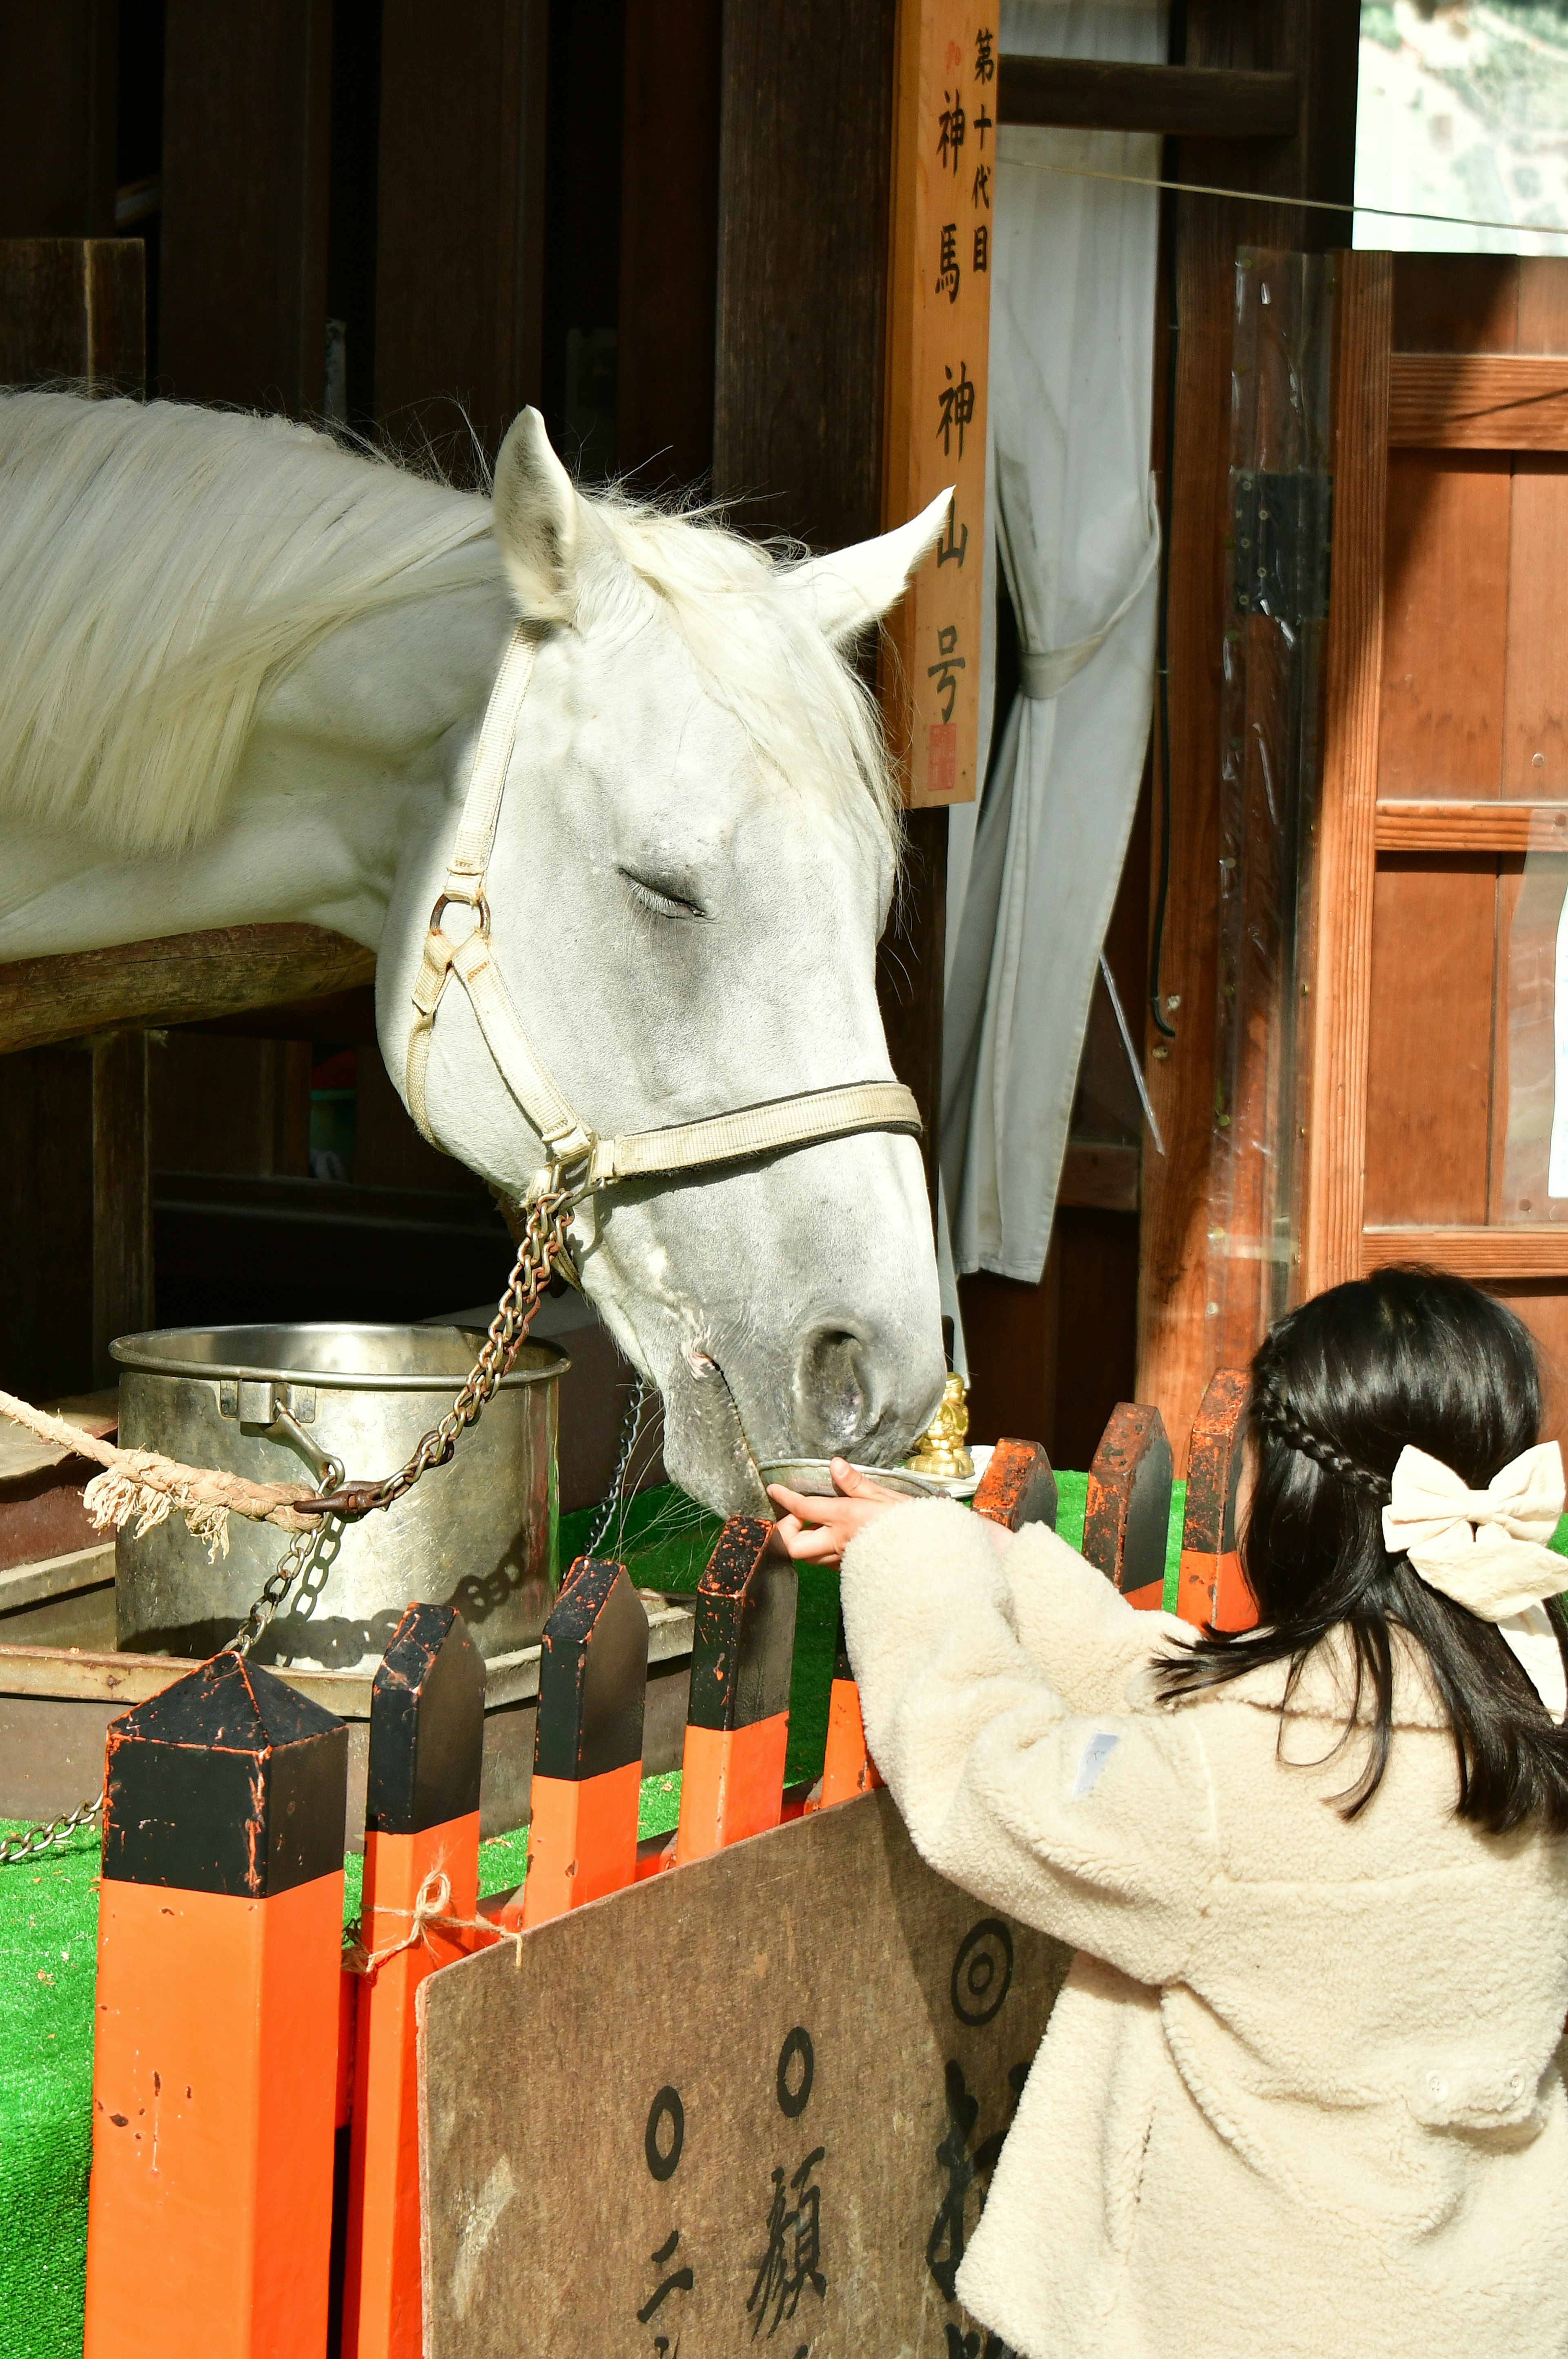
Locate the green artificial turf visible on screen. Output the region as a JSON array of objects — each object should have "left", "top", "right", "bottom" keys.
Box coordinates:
[{"left": 7, "top": 1482, "right": 1563, "bottom": 2358}]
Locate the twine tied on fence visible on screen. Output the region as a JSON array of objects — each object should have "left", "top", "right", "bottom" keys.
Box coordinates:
[
  {"left": 0, "top": 1387, "right": 319, "bottom": 1558},
  {"left": 342, "top": 1867, "right": 525, "bottom": 1976}
]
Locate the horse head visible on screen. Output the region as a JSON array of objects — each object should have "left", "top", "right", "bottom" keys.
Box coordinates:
[{"left": 377, "top": 412, "right": 950, "bottom": 1515}]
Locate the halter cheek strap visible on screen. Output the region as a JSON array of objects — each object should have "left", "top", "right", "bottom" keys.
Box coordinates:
[{"left": 404, "top": 624, "right": 922, "bottom": 1203}]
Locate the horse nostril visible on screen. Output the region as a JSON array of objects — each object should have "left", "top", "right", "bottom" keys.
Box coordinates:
[{"left": 795, "top": 1326, "right": 873, "bottom": 1452}]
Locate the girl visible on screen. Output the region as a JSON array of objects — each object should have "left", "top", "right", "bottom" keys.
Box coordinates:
[{"left": 768, "top": 1268, "right": 1568, "bottom": 2359}]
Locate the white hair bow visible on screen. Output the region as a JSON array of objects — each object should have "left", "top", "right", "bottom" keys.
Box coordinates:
[{"left": 1382, "top": 1442, "right": 1568, "bottom": 1715}]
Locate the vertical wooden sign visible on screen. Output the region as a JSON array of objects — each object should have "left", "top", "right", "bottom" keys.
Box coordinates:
[{"left": 882, "top": 2, "right": 994, "bottom": 809}]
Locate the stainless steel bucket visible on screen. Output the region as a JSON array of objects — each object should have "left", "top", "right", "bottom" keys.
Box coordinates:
[{"left": 110, "top": 1323, "right": 566, "bottom": 1673}]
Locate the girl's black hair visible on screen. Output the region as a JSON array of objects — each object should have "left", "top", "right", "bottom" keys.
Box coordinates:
[{"left": 1157, "top": 1266, "right": 1568, "bottom": 1833}]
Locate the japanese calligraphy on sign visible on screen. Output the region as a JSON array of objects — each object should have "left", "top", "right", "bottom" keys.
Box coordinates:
[
  {"left": 419, "top": 1793, "right": 1069, "bottom": 2358},
  {"left": 883, "top": 5, "right": 994, "bottom": 807}
]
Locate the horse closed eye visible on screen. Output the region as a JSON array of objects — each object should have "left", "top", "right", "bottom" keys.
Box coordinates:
[{"left": 620, "top": 869, "right": 706, "bottom": 921}]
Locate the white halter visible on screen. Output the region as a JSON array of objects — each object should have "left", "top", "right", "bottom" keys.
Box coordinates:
[{"left": 405, "top": 625, "right": 922, "bottom": 1205}]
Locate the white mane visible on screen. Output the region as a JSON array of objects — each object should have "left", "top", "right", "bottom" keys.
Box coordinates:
[{"left": 0, "top": 391, "right": 897, "bottom": 859}]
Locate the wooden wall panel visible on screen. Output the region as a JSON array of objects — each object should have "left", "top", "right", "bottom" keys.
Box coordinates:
[
  {"left": 1503, "top": 457, "right": 1568, "bottom": 798},
  {"left": 617, "top": 0, "right": 721, "bottom": 490},
  {"left": 1362, "top": 858, "right": 1496, "bottom": 1226},
  {"left": 1377, "top": 454, "right": 1510, "bottom": 799},
  {"left": 159, "top": 0, "right": 333, "bottom": 410},
  {"left": 0, "top": 2, "right": 117, "bottom": 239},
  {"left": 374, "top": 0, "right": 548, "bottom": 464},
  {"left": 1488, "top": 1283, "right": 1568, "bottom": 1450},
  {"left": 713, "top": 0, "right": 896, "bottom": 550}
]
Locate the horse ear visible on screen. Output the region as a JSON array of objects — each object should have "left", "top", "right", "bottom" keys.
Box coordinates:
[
  {"left": 788, "top": 487, "right": 954, "bottom": 646},
  {"left": 492, "top": 408, "right": 578, "bottom": 622}
]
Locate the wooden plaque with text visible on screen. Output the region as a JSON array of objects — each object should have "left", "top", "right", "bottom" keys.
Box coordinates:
[
  {"left": 882, "top": 2, "right": 994, "bottom": 810},
  {"left": 418, "top": 1790, "right": 1069, "bottom": 2357}
]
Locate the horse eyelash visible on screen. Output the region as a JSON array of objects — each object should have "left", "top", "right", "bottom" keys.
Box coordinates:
[{"left": 619, "top": 869, "right": 708, "bottom": 922}]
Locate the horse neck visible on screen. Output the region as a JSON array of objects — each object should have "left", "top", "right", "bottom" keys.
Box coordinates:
[{"left": 0, "top": 578, "right": 518, "bottom": 964}]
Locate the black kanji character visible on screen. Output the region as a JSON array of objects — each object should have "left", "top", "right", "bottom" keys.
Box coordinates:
[
  {"left": 975, "top": 26, "right": 995, "bottom": 82},
  {"left": 935, "top": 361, "right": 976, "bottom": 460},
  {"left": 973, "top": 223, "right": 989, "bottom": 274},
  {"left": 639, "top": 2227, "right": 695, "bottom": 2328},
  {"left": 746, "top": 2147, "right": 826, "bottom": 2339},
  {"left": 936, "top": 498, "right": 969, "bottom": 570},
  {"left": 975, "top": 100, "right": 993, "bottom": 149},
  {"left": 927, "top": 622, "right": 967, "bottom": 723},
  {"left": 938, "top": 89, "right": 966, "bottom": 172},
  {"left": 973, "top": 161, "right": 991, "bottom": 211},
  {"left": 937, "top": 221, "right": 961, "bottom": 304}
]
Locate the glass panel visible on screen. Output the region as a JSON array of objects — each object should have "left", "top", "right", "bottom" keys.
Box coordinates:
[
  {"left": 1356, "top": 4, "right": 1568, "bottom": 257},
  {"left": 1204, "top": 251, "right": 1335, "bottom": 1372}
]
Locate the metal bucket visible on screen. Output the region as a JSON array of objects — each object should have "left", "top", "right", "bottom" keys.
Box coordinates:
[{"left": 110, "top": 1323, "right": 566, "bottom": 1673}]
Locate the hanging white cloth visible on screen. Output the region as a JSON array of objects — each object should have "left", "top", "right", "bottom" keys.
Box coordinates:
[{"left": 943, "top": 0, "right": 1165, "bottom": 1283}]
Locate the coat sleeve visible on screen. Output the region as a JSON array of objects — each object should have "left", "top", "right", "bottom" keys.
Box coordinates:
[
  {"left": 1001, "top": 1521, "right": 1195, "bottom": 1715},
  {"left": 840, "top": 1498, "right": 1218, "bottom": 1988}
]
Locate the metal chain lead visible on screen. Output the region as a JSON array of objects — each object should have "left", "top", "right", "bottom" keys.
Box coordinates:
[
  {"left": 299, "top": 1184, "right": 578, "bottom": 1524},
  {"left": 0, "top": 1185, "right": 578, "bottom": 1866}
]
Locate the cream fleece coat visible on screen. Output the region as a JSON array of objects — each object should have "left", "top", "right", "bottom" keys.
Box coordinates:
[{"left": 840, "top": 1498, "right": 1568, "bottom": 2359}]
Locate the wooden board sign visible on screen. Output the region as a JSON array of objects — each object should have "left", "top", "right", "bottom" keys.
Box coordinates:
[
  {"left": 417, "top": 1789, "right": 1069, "bottom": 2357},
  {"left": 882, "top": 3, "right": 994, "bottom": 810}
]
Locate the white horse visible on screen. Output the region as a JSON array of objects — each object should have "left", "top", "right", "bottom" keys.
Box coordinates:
[{"left": 0, "top": 390, "right": 948, "bottom": 1513}]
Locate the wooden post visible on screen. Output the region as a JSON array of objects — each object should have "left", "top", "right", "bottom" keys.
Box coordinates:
[
  {"left": 343, "top": 1604, "right": 485, "bottom": 2359},
  {"left": 1082, "top": 1403, "right": 1174, "bottom": 1611},
  {"left": 511, "top": 1558, "right": 647, "bottom": 1930},
  {"left": 973, "top": 1437, "right": 1058, "bottom": 1532},
  {"left": 1177, "top": 1368, "right": 1254, "bottom": 1631},
  {"left": 83, "top": 1653, "right": 348, "bottom": 2359},
  {"left": 675, "top": 1519, "right": 795, "bottom": 1863},
  {"left": 92, "top": 1032, "right": 154, "bottom": 1383},
  {"left": 1136, "top": 0, "right": 1364, "bottom": 1464},
  {"left": 814, "top": 1608, "right": 885, "bottom": 1811}
]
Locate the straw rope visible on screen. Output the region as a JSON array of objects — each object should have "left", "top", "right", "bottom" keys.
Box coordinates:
[
  {"left": 0, "top": 1387, "right": 318, "bottom": 1558},
  {"left": 342, "top": 1868, "right": 525, "bottom": 1975}
]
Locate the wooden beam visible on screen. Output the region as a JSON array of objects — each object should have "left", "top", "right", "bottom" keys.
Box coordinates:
[
  {"left": 1057, "top": 1140, "right": 1140, "bottom": 1213},
  {"left": 1300, "top": 252, "right": 1393, "bottom": 1301},
  {"left": 1389, "top": 353, "right": 1568, "bottom": 449},
  {"left": 1000, "top": 58, "right": 1298, "bottom": 139},
  {"left": 0, "top": 925, "right": 377, "bottom": 1056},
  {"left": 1375, "top": 800, "right": 1568, "bottom": 852},
  {"left": 1362, "top": 1226, "right": 1568, "bottom": 1281},
  {"left": 160, "top": 0, "right": 333, "bottom": 410}
]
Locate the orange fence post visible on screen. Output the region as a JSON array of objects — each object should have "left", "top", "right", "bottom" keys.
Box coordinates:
[
  {"left": 82, "top": 1652, "right": 347, "bottom": 2359},
  {"left": 342, "top": 1603, "right": 485, "bottom": 2359},
  {"left": 973, "top": 1437, "right": 1058, "bottom": 1532},
  {"left": 675, "top": 1518, "right": 796, "bottom": 1864},
  {"left": 1178, "top": 1368, "right": 1255, "bottom": 1631},
  {"left": 508, "top": 1555, "right": 647, "bottom": 1929},
  {"left": 1082, "top": 1404, "right": 1174, "bottom": 1611},
  {"left": 815, "top": 1607, "right": 884, "bottom": 1809}
]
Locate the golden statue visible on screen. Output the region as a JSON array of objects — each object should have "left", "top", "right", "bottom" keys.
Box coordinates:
[{"left": 905, "top": 1370, "right": 973, "bottom": 1480}]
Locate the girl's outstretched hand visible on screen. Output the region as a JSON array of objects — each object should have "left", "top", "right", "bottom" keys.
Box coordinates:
[{"left": 767, "top": 1458, "right": 908, "bottom": 1568}]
